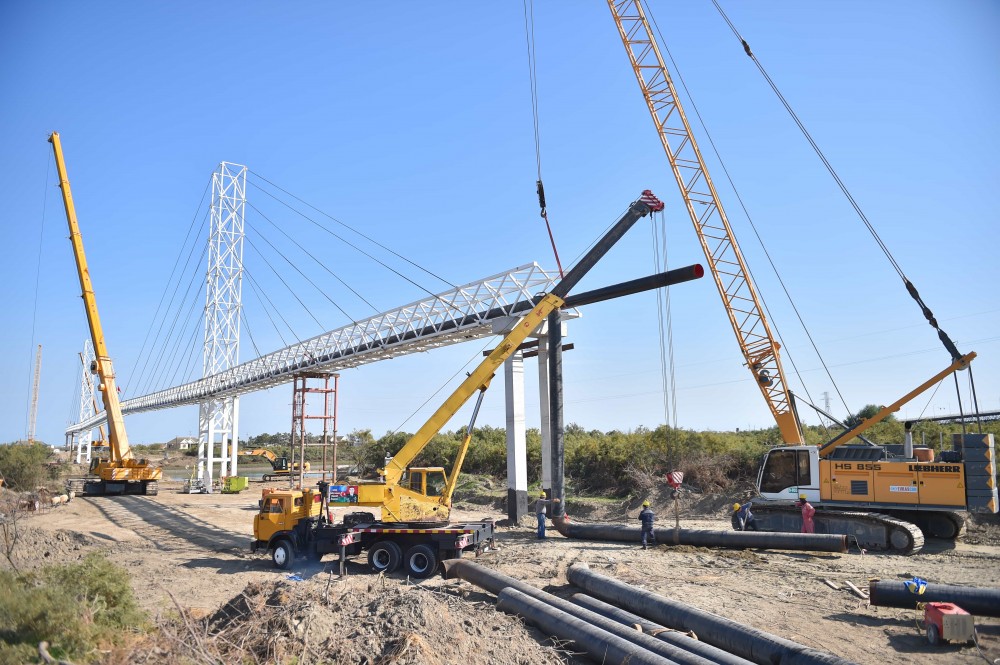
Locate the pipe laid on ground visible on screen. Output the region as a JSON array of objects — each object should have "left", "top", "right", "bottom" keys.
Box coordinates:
[
  {"left": 497, "top": 587, "right": 673, "bottom": 665},
  {"left": 567, "top": 563, "right": 857, "bottom": 665},
  {"left": 572, "top": 593, "right": 754, "bottom": 665},
  {"left": 552, "top": 517, "right": 848, "bottom": 554},
  {"left": 442, "top": 559, "right": 719, "bottom": 665},
  {"left": 869, "top": 580, "right": 1000, "bottom": 617}
]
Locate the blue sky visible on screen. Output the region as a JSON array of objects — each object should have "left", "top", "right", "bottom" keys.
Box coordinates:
[{"left": 2, "top": 1, "right": 998, "bottom": 448}]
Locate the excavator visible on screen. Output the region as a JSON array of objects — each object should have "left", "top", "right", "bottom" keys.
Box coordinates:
[
  {"left": 240, "top": 448, "right": 310, "bottom": 481},
  {"left": 607, "top": 1, "right": 997, "bottom": 553},
  {"left": 51, "top": 132, "right": 162, "bottom": 497}
]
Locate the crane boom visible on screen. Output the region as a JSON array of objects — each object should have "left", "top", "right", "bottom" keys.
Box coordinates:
[
  {"left": 607, "top": 0, "right": 804, "bottom": 444},
  {"left": 49, "top": 132, "right": 133, "bottom": 462},
  {"left": 28, "top": 345, "right": 41, "bottom": 444},
  {"left": 50, "top": 132, "right": 160, "bottom": 496}
]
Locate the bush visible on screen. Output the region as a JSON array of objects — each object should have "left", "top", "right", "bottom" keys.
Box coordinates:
[
  {"left": 0, "top": 444, "right": 51, "bottom": 491},
  {"left": 0, "top": 553, "right": 146, "bottom": 663}
]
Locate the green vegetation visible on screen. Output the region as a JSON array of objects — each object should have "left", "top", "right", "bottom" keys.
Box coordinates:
[
  {"left": 233, "top": 413, "right": 999, "bottom": 496},
  {"left": 0, "top": 553, "right": 146, "bottom": 664},
  {"left": 0, "top": 443, "right": 58, "bottom": 491},
  {"left": 338, "top": 415, "right": 1000, "bottom": 496}
]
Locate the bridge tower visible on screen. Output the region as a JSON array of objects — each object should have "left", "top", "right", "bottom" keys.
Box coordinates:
[
  {"left": 71, "top": 339, "right": 99, "bottom": 463},
  {"left": 197, "top": 162, "right": 246, "bottom": 491}
]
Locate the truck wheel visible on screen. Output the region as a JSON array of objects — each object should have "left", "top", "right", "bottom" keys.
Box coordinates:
[
  {"left": 926, "top": 622, "right": 941, "bottom": 646},
  {"left": 368, "top": 541, "right": 402, "bottom": 574},
  {"left": 404, "top": 544, "right": 438, "bottom": 578},
  {"left": 272, "top": 540, "right": 295, "bottom": 570}
]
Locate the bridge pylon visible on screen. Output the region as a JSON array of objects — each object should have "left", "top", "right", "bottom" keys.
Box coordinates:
[{"left": 197, "top": 162, "right": 246, "bottom": 492}]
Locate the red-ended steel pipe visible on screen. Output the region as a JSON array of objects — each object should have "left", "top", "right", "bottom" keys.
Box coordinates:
[
  {"left": 552, "top": 517, "right": 848, "bottom": 554},
  {"left": 869, "top": 580, "right": 1000, "bottom": 617}
]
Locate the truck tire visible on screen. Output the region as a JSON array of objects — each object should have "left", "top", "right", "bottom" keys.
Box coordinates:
[
  {"left": 272, "top": 540, "right": 295, "bottom": 570},
  {"left": 368, "top": 541, "right": 402, "bottom": 574},
  {"left": 404, "top": 544, "right": 438, "bottom": 578}
]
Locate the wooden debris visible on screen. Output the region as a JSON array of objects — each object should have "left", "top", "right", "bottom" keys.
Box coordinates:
[
  {"left": 823, "top": 579, "right": 841, "bottom": 590},
  {"left": 844, "top": 580, "right": 869, "bottom": 599}
]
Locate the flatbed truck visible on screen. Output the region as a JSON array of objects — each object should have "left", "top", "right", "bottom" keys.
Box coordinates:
[{"left": 251, "top": 481, "right": 496, "bottom": 577}]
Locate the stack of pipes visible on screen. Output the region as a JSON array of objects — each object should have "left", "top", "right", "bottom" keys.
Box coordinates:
[{"left": 443, "top": 560, "right": 858, "bottom": 665}]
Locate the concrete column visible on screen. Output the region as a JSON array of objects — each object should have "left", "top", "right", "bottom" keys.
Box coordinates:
[
  {"left": 230, "top": 396, "right": 240, "bottom": 476},
  {"left": 548, "top": 311, "right": 565, "bottom": 517},
  {"left": 505, "top": 352, "right": 528, "bottom": 522},
  {"left": 537, "top": 337, "right": 552, "bottom": 499}
]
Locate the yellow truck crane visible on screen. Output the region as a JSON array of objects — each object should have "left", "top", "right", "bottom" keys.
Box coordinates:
[
  {"left": 252, "top": 190, "right": 668, "bottom": 576},
  {"left": 51, "top": 133, "right": 162, "bottom": 496},
  {"left": 608, "top": 1, "right": 997, "bottom": 553},
  {"left": 240, "top": 448, "right": 310, "bottom": 481}
]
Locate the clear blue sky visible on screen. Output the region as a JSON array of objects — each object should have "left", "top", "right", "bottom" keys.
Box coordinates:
[{"left": 2, "top": 1, "right": 998, "bottom": 448}]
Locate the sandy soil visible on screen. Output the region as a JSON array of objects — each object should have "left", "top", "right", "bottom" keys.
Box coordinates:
[{"left": 10, "top": 481, "right": 1000, "bottom": 664}]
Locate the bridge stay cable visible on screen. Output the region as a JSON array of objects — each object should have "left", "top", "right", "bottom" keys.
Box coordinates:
[
  {"left": 124, "top": 176, "right": 212, "bottom": 395},
  {"left": 135, "top": 245, "right": 208, "bottom": 397},
  {"left": 246, "top": 199, "right": 380, "bottom": 315},
  {"left": 246, "top": 171, "right": 457, "bottom": 290},
  {"left": 244, "top": 207, "right": 358, "bottom": 323}
]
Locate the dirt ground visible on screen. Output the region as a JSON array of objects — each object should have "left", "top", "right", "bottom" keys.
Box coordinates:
[{"left": 9, "top": 480, "right": 1000, "bottom": 664}]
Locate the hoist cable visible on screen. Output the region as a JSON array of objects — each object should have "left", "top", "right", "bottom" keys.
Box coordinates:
[
  {"left": 522, "top": 0, "right": 564, "bottom": 277},
  {"left": 246, "top": 171, "right": 457, "bottom": 289},
  {"left": 646, "top": 4, "right": 847, "bottom": 423},
  {"left": 651, "top": 213, "right": 677, "bottom": 430},
  {"left": 710, "top": 0, "right": 964, "bottom": 364}
]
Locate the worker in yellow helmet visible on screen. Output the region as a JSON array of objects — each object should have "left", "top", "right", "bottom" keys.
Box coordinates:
[
  {"left": 732, "top": 501, "right": 758, "bottom": 531},
  {"left": 638, "top": 499, "right": 656, "bottom": 549},
  {"left": 534, "top": 491, "right": 560, "bottom": 539}
]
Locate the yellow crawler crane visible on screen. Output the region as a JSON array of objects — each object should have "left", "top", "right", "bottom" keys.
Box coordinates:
[
  {"left": 607, "top": 1, "right": 996, "bottom": 553},
  {"left": 51, "top": 133, "right": 161, "bottom": 496}
]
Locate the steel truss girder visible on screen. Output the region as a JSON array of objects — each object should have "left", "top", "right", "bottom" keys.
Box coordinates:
[{"left": 66, "top": 263, "right": 560, "bottom": 435}]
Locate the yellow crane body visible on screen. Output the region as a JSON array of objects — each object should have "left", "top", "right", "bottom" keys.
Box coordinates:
[{"left": 50, "top": 133, "right": 160, "bottom": 495}]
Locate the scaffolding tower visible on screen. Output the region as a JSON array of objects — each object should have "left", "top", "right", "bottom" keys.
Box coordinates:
[{"left": 289, "top": 373, "right": 340, "bottom": 487}]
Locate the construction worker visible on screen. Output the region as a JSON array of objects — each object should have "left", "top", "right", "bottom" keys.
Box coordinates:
[
  {"left": 732, "top": 501, "right": 758, "bottom": 531},
  {"left": 639, "top": 500, "right": 656, "bottom": 549},
  {"left": 731, "top": 503, "right": 743, "bottom": 530},
  {"left": 534, "top": 492, "right": 560, "bottom": 539},
  {"left": 799, "top": 495, "right": 816, "bottom": 534}
]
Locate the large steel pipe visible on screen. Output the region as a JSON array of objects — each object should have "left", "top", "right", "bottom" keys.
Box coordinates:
[
  {"left": 497, "top": 587, "right": 673, "bottom": 665},
  {"left": 442, "top": 560, "right": 719, "bottom": 665},
  {"left": 553, "top": 518, "right": 848, "bottom": 554},
  {"left": 572, "top": 594, "right": 753, "bottom": 665},
  {"left": 869, "top": 580, "right": 1000, "bottom": 617},
  {"left": 567, "top": 564, "right": 856, "bottom": 665}
]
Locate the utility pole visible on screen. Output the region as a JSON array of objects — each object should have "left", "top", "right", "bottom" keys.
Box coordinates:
[{"left": 27, "top": 345, "right": 41, "bottom": 444}]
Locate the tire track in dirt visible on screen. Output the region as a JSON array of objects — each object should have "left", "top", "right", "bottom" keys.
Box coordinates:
[{"left": 86, "top": 495, "right": 249, "bottom": 553}]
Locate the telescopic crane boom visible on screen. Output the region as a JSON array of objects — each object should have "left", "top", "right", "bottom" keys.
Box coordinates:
[{"left": 50, "top": 132, "right": 160, "bottom": 496}]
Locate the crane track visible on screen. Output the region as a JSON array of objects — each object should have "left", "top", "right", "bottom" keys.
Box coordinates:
[{"left": 751, "top": 505, "right": 925, "bottom": 554}]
